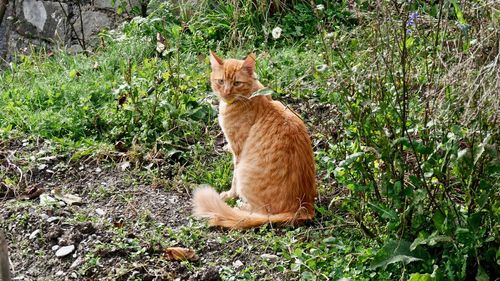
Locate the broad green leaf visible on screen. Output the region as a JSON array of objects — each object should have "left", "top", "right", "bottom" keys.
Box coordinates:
[
  {"left": 475, "top": 266, "right": 489, "bottom": 281},
  {"left": 408, "top": 273, "right": 434, "bottom": 281},
  {"left": 474, "top": 134, "right": 491, "bottom": 166},
  {"left": 455, "top": 228, "right": 474, "bottom": 245},
  {"left": 322, "top": 237, "right": 336, "bottom": 244},
  {"left": 393, "top": 137, "right": 411, "bottom": 148},
  {"left": 368, "top": 202, "right": 398, "bottom": 221},
  {"left": 468, "top": 212, "right": 484, "bottom": 230},
  {"left": 432, "top": 211, "right": 446, "bottom": 233},
  {"left": 301, "top": 271, "right": 316, "bottom": 281},
  {"left": 415, "top": 142, "right": 433, "bottom": 155},
  {"left": 370, "top": 240, "right": 429, "bottom": 270},
  {"left": 249, "top": 88, "right": 274, "bottom": 99},
  {"left": 406, "top": 37, "right": 415, "bottom": 49},
  {"left": 410, "top": 232, "right": 453, "bottom": 250},
  {"left": 339, "top": 152, "right": 365, "bottom": 167}
]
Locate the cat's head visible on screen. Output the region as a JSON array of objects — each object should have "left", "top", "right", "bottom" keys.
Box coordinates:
[{"left": 209, "top": 51, "right": 256, "bottom": 104}]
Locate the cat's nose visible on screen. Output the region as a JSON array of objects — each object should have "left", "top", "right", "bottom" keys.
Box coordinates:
[{"left": 222, "top": 89, "right": 231, "bottom": 97}]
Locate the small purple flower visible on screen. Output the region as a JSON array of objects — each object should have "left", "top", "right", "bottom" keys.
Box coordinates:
[
  {"left": 407, "top": 12, "right": 418, "bottom": 27},
  {"left": 406, "top": 11, "right": 418, "bottom": 34}
]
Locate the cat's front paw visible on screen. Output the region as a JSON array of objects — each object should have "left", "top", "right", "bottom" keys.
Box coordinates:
[{"left": 220, "top": 191, "right": 236, "bottom": 201}]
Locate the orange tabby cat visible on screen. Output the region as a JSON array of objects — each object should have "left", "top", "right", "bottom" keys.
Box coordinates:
[{"left": 192, "top": 51, "right": 316, "bottom": 229}]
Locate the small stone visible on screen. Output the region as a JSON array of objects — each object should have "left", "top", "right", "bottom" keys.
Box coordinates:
[
  {"left": 52, "top": 245, "right": 60, "bottom": 251},
  {"left": 68, "top": 44, "right": 84, "bottom": 54},
  {"left": 95, "top": 208, "right": 105, "bottom": 216},
  {"left": 55, "top": 245, "right": 75, "bottom": 257},
  {"left": 47, "top": 216, "right": 60, "bottom": 223},
  {"left": 260, "top": 253, "right": 279, "bottom": 261},
  {"left": 120, "top": 161, "right": 130, "bottom": 171},
  {"left": 55, "top": 270, "right": 64, "bottom": 276},
  {"left": 232, "top": 260, "right": 243, "bottom": 269},
  {"left": 70, "top": 272, "right": 77, "bottom": 279},
  {"left": 70, "top": 256, "right": 83, "bottom": 269},
  {"left": 40, "top": 194, "right": 57, "bottom": 205},
  {"left": 29, "top": 229, "right": 41, "bottom": 240},
  {"left": 95, "top": 167, "right": 102, "bottom": 173}
]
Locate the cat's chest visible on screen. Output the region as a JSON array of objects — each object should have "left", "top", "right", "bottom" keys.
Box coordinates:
[{"left": 218, "top": 104, "right": 254, "bottom": 149}]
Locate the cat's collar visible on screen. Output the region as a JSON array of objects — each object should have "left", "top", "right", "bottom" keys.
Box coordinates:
[{"left": 223, "top": 98, "right": 236, "bottom": 105}]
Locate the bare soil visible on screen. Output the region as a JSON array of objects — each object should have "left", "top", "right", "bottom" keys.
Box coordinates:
[{"left": 0, "top": 141, "right": 292, "bottom": 281}]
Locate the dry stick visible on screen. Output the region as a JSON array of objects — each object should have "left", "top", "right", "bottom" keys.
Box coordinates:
[
  {"left": 76, "top": 1, "right": 86, "bottom": 51},
  {"left": 56, "top": 0, "right": 85, "bottom": 51},
  {"left": 0, "top": 230, "right": 11, "bottom": 281},
  {"left": 0, "top": 0, "right": 8, "bottom": 29},
  {"left": 400, "top": 6, "right": 409, "bottom": 206},
  {"left": 424, "top": 0, "right": 445, "bottom": 135}
]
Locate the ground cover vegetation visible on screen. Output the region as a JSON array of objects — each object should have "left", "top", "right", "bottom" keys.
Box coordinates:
[{"left": 0, "top": 0, "right": 498, "bottom": 280}]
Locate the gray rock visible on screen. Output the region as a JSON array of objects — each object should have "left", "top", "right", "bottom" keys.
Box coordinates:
[
  {"left": 22, "top": 0, "right": 47, "bottom": 32},
  {"left": 94, "top": 0, "right": 141, "bottom": 10},
  {"left": 70, "top": 256, "right": 83, "bottom": 269},
  {"left": 73, "top": 10, "right": 112, "bottom": 44},
  {"left": 232, "top": 260, "right": 243, "bottom": 269},
  {"left": 16, "top": 0, "right": 69, "bottom": 41},
  {"left": 52, "top": 245, "right": 60, "bottom": 251},
  {"left": 260, "top": 253, "right": 279, "bottom": 261},
  {"left": 29, "top": 229, "right": 41, "bottom": 240},
  {"left": 67, "top": 44, "right": 84, "bottom": 54},
  {"left": 47, "top": 216, "right": 60, "bottom": 223},
  {"left": 40, "top": 193, "right": 57, "bottom": 206},
  {"left": 95, "top": 208, "right": 106, "bottom": 216},
  {"left": 55, "top": 245, "right": 75, "bottom": 257}
]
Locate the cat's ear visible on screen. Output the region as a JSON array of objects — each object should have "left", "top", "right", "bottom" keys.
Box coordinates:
[
  {"left": 242, "top": 53, "right": 256, "bottom": 74},
  {"left": 209, "top": 50, "right": 224, "bottom": 68}
]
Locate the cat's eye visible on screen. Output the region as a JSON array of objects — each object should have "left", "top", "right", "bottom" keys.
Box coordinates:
[
  {"left": 233, "top": 81, "right": 243, "bottom": 86},
  {"left": 216, "top": 79, "right": 224, "bottom": 85}
]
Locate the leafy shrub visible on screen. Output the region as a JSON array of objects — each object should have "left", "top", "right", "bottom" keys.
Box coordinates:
[{"left": 311, "top": 0, "right": 499, "bottom": 279}]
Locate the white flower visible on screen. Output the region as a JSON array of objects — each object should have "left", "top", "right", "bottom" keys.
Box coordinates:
[
  {"left": 271, "top": 27, "right": 282, "bottom": 39},
  {"left": 316, "top": 4, "right": 325, "bottom": 11},
  {"left": 316, "top": 64, "right": 328, "bottom": 72}
]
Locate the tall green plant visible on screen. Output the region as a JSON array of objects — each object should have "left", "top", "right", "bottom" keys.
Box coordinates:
[{"left": 316, "top": 0, "right": 499, "bottom": 278}]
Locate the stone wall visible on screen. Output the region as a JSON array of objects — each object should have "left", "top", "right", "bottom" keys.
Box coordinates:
[{"left": 0, "top": 0, "right": 139, "bottom": 60}]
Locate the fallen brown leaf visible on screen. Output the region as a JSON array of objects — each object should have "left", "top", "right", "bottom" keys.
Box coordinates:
[
  {"left": 163, "top": 247, "right": 198, "bottom": 261},
  {"left": 19, "top": 185, "right": 45, "bottom": 200}
]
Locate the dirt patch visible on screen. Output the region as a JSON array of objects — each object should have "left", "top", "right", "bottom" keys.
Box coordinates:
[{"left": 1, "top": 144, "right": 291, "bottom": 280}]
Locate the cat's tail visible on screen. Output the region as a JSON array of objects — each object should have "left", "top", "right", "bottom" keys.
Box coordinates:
[{"left": 192, "top": 186, "right": 313, "bottom": 229}]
